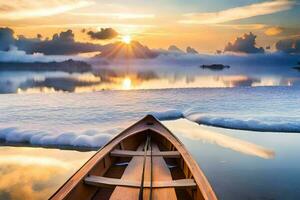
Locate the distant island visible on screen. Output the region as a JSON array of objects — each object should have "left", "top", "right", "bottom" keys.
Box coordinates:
[
  {"left": 294, "top": 66, "right": 300, "bottom": 71},
  {"left": 0, "top": 59, "right": 92, "bottom": 73},
  {"left": 293, "top": 61, "right": 300, "bottom": 71},
  {"left": 200, "top": 64, "right": 230, "bottom": 71}
]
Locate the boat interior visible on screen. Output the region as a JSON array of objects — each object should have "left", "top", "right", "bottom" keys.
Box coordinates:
[{"left": 67, "top": 130, "right": 197, "bottom": 200}]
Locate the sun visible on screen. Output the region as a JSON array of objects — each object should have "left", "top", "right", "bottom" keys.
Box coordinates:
[
  {"left": 122, "top": 77, "right": 132, "bottom": 90},
  {"left": 122, "top": 35, "right": 131, "bottom": 44}
]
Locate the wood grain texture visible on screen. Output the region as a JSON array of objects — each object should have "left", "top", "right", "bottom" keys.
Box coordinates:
[
  {"left": 85, "top": 176, "right": 196, "bottom": 188},
  {"left": 110, "top": 149, "right": 180, "bottom": 158}
]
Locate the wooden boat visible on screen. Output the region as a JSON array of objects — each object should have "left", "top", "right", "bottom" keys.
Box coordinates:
[{"left": 50, "top": 115, "right": 218, "bottom": 200}]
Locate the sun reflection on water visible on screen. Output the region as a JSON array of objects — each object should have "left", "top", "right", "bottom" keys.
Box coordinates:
[{"left": 122, "top": 77, "right": 132, "bottom": 90}]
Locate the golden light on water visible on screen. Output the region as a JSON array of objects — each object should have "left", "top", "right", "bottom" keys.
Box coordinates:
[
  {"left": 122, "top": 35, "right": 132, "bottom": 44},
  {"left": 122, "top": 77, "right": 132, "bottom": 90}
]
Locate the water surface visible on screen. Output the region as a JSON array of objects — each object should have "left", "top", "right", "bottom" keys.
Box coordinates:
[{"left": 0, "top": 86, "right": 300, "bottom": 199}]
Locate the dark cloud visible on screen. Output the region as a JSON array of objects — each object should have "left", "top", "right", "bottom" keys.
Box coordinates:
[
  {"left": 16, "top": 30, "right": 104, "bottom": 55},
  {"left": 87, "top": 28, "right": 118, "bottom": 40},
  {"left": 168, "top": 45, "right": 184, "bottom": 53},
  {"left": 224, "top": 32, "right": 265, "bottom": 54},
  {"left": 0, "top": 28, "right": 104, "bottom": 55},
  {"left": 52, "top": 29, "right": 74, "bottom": 42},
  {"left": 275, "top": 38, "right": 300, "bottom": 53},
  {"left": 0, "top": 27, "right": 14, "bottom": 51},
  {"left": 37, "top": 34, "right": 42, "bottom": 39},
  {"left": 186, "top": 46, "right": 198, "bottom": 54}
]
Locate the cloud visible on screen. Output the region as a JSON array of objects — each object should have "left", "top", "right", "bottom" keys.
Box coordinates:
[
  {"left": 87, "top": 28, "right": 119, "bottom": 40},
  {"left": 215, "top": 24, "right": 267, "bottom": 30},
  {"left": 180, "top": 0, "right": 296, "bottom": 24},
  {"left": 0, "top": 27, "right": 14, "bottom": 51},
  {"left": 17, "top": 30, "right": 103, "bottom": 55},
  {"left": 275, "top": 38, "right": 300, "bottom": 53},
  {"left": 168, "top": 45, "right": 184, "bottom": 53},
  {"left": 224, "top": 32, "right": 265, "bottom": 54},
  {"left": 70, "top": 12, "right": 155, "bottom": 19},
  {"left": 186, "top": 46, "right": 198, "bottom": 54},
  {"left": 0, "top": 28, "right": 103, "bottom": 55},
  {"left": 0, "top": 0, "right": 93, "bottom": 20},
  {"left": 265, "top": 26, "right": 284, "bottom": 36}
]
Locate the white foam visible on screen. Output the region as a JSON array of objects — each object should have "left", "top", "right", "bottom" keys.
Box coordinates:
[
  {"left": 145, "top": 110, "right": 300, "bottom": 133},
  {"left": 149, "top": 109, "right": 183, "bottom": 120},
  {"left": 147, "top": 109, "right": 300, "bottom": 133},
  {"left": 185, "top": 113, "right": 300, "bottom": 133},
  {"left": 1, "top": 109, "right": 300, "bottom": 150},
  {"left": 0, "top": 127, "right": 113, "bottom": 149}
]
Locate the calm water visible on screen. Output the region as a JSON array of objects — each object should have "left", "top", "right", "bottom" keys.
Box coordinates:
[
  {"left": 0, "top": 86, "right": 300, "bottom": 199},
  {"left": 1, "top": 55, "right": 300, "bottom": 93}
]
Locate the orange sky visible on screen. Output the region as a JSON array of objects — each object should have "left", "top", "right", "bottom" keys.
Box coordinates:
[{"left": 0, "top": 0, "right": 299, "bottom": 53}]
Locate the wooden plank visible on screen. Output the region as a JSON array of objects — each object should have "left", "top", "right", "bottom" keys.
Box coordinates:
[
  {"left": 109, "top": 143, "right": 177, "bottom": 200},
  {"left": 85, "top": 176, "right": 196, "bottom": 188},
  {"left": 110, "top": 149, "right": 181, "bottom": 158},
  {"left": 145, "top": 143, "right": 178, "bottom": 200},
  {"left": 108, "top": 144, "right": 147, "bottom": 200}
]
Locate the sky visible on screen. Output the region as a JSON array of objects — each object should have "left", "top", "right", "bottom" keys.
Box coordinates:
[{"left": 0, "top": 0, "right": 299, "bottom": 53}]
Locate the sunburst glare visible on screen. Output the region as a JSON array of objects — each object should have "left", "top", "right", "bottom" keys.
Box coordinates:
[
  {"left": 122, "top": 77, "right": 132, "bottom": 90},
  {"left": 122, "top": 35, "right": 131, "bottom": 44}
]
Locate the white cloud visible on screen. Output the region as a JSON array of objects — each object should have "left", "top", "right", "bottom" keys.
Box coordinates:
[
  {"left": 0, "top": 0, "right": 94, "bottom": 20},
  {"left": 69, "top": 12, "right": 155, "bottom": 19},
  {"left": 179, "top": 0, "right": 296, "bottom": 24},
  {"left": 264, "top": 26, "right": 284, "bottom": 36},
  {"left": 214, "top": 24, "right": 267, "bottom": 30}
]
